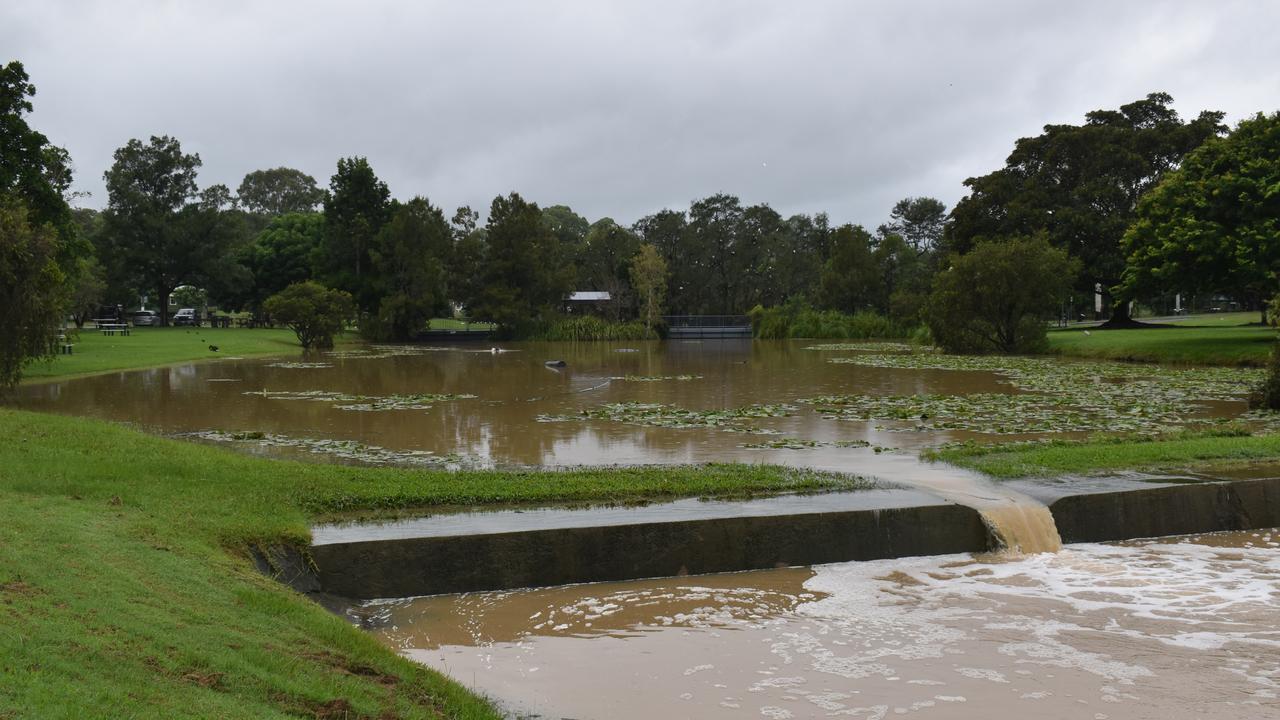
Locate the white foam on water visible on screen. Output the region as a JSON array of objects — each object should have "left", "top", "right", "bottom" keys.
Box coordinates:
[{"left": 376, "top": 532, "right": 1280, "bottom": 719}]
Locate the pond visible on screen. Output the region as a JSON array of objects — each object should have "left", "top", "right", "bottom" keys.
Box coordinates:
[{"left": 11, "top": 339, "right": 1262, "bottom": 476}]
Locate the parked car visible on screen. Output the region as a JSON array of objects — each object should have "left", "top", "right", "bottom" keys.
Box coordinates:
[
  {"left": 173, "top": 308, "right": 199, "bottom": 326},
  {"left": 132, "top": 310, "right": 160, "bottom": 327}
]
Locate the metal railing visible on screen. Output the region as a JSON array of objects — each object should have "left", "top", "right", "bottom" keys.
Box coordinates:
[{"left": 662, "top": 315, "right": 751, "bottom": 328}]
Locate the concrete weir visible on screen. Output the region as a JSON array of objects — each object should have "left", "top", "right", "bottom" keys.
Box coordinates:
[{"left": 303, "top": 475, "right": 1280, "bottom": 601}]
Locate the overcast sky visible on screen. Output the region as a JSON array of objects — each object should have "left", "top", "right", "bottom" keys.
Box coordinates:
[{"left": 5, "top": 0, "right": 1278, "bottom": 227}]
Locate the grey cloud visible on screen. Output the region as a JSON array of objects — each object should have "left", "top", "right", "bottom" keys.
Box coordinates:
[{"left": 4, "top": 0, "right": 1277, "bottom": 227}]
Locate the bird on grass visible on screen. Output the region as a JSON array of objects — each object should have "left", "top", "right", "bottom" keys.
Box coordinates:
[{"left": 209, "top": 345, "right": 219, "bottom": 352}]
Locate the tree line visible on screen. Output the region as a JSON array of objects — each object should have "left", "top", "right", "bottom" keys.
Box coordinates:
[{"left": 5, "top": 55, "right": 1279, "bottom": 385}]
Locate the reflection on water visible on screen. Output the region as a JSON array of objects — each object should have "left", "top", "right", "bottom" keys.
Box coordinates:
[
  {"left": 9, "top": 340, "right": 1246, "bottom": 475},
  {"left": 365, "top": 530, "right": 1280, "bottom": 719}
]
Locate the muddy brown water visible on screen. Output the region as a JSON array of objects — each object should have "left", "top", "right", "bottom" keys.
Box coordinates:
[
  {"left": 14, "top": 338, "right": 1243, "bottom": 552},
  {"left": 13, "top": 341, "right": 1276, "bottom": 716},
  {"left": 363, "top": 530, "right": 1280, "bottom": 719},
  {"left": 13, "top": 340, "right": 1026, "bottom": 468}
]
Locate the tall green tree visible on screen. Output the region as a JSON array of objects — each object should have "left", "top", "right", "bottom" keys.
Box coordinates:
[
  {"left": 236, "top": 167, "right": 324, "bottom": 216},
  {"left": 319, "top": 157, "right": 390, "bottom": 314},
  {"left": 578, "top": 218, "right": 640, "bottom": 318},
  {"left": 879, "top": 197, "right": 947, "bottom": 254},
  {"left": 0, "top": 197, "right": 67, "bottom": 389},
  {"left": 234, "top": 212, "right": 324, "bottom": 313},
  {"left": 947, "top": 93, "right": 1225, "bottom": 323},
  {"left": 630, "top": 243, "right": 668, "bottom": 332},
  {"left": 685, "top": 194, "right": 745, "bottom": 314},
  {"left": 633, "top": 209, "right": 686, "bottom": 310},
  {"left": 101, "top": 136, "right": 237, "bottom": 324},
  {"left": 736, "top": 204, "right": 788, "bottom": 310},
  {"left": 448, "top": 205, "right": 487, "bottom": 318},
  {"left": 818, "top": 225, "right": 880, "bottom": 314},
  {"left": 1119, "top": 112, "right": 1280, "bottom": 321},
  {"left": 368, "top": 197, "right": 452, "bottom": 340},
  {"left": 0, "top": 61, "right": 75, "bottom": 238},
  {"left": 468, "top": 193, "right": 573, "bottom": 331},
  {"left": 0, "top": 60, "right": 85, "bottom": 386}
]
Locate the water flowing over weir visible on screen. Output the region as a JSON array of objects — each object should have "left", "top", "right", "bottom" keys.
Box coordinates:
[{"left": 787, "top": 452, "right": 1064, "bottom": 555}]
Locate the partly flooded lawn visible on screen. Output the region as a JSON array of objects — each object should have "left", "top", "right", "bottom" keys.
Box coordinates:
[{"left": 11, "top": 340, "right": 1265, "bottom": 474}]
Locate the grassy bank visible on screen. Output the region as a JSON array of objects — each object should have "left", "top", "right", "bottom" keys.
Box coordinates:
[
  {"left": 0, "top": 408, "right": 864, "bottom": 718},
  {"left": 22, "top": 327, "right": 354, "bottom": 383},
  {"left": 930, "top": 431, "right": 1280, "bottom": 479},
  {"left": 1048, "top": 313, "right": 1275, "bottom": 366}
]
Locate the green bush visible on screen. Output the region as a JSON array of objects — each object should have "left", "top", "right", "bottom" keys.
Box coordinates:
[
  {"left": 524, "top": 315, "right": 656, "bottom": 341},
  {"left": 749, "top": 302, "right": 911, "bottom": 340},
  {"left": 927, "top": 235, "right": 1077, "bottom": 354},
  {"left": 1250, "top": 342, "right": 1280, "bottom": 409},
  {"left": 262, "top": 281, "right": 354, "bottom": 350}
]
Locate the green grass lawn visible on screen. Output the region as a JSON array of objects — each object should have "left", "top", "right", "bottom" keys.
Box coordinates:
[
  {"left": 1048, "top": 314, "right": 1275, "bottom": 366},
  {"left": 22, "top": 327, "right": 359, "bottom": 383},
  {"left": 0, "top": 408, "right": 865, "bottom": 718},
  {"left": 930, "top": 431, "right": 1280, "bottom": 479}
]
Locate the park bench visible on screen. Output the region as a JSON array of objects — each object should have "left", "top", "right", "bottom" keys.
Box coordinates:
[
  {"left": 54, "top": 333, "right": 73, "bottom": 355},
  {"left": 97, "top": 323, "right": 131, "bottom": 336}
]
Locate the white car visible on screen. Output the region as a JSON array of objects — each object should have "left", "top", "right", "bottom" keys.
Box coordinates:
[
  {"left": 173, "top": 308, "right": 198, "bottom": 326},
  {"left": 132, "top": 310, "right": 160, "bottom": 327}
]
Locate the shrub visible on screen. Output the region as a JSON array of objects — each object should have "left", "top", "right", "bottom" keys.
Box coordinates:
[
  {"left": 1250, "top": 342, "right": 1280, "bottom": 410},
  {"left": 749, "top": 302, "right": 911, "bottom": 340},
  {"left": 525, "top": 315, "right": 656, "bottom": 341},
  {"left": 927, "top": 235, "right": 1077, "bottom": 354},
  {"left": 262, "top": 281, "right": 354, "bottom": 350}
]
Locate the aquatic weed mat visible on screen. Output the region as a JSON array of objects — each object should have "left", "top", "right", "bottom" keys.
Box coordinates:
[
  {"left": 810, "top": 354, "right": 1268, "bottom": 435},
  {"left": 538, "top": 402, "right": 795, "bottom": 433},
  {"left": 185, "top": 429, "right": 473, "bottom": 467},
  {"left": 242, "top": 389, "right": 477, "bottom": 411}
]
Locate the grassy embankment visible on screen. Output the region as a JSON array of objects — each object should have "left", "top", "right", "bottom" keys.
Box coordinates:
[
  {"left": 22, "top": 327, "right": 354, "bottom": 383},
  {"left": 0, "top": 407, "right": 864, "bottom": 718},
  {"left": 931, "top": 431, "right": 1280, "bottom": 479},
  {"left": 22, "top": 321, "right": 494, "bottom": 383},
  {"left": 1048, "top": 312, "right": 1275, "bottom": 366}
]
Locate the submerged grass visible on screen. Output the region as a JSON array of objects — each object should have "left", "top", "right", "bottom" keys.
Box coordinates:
[
  {"left": 0, "top": 408, "right": 866, "bottom": 718},
  {"left": 929, "top": 428, "right": 1280, "bottom": 479},
  {"left": 22, "top": 327, "right": 358, "bottom": 383}
]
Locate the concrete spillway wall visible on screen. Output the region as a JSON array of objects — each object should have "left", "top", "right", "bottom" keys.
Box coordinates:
[
  {"left": 1050, "top": 476, "right": 1280, "bottom": 544},
  {"left": 309, "top": 503, "right": 988, "bottom": 600},
  {"left": 301, "top": 476, "right": 1280, "bottom": 601}
]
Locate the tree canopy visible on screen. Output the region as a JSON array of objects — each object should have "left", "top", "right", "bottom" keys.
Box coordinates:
[
  {"left": 947, "top": 93, "right": 1225, "bottom": 320},
  {"left": 100, "top": 136, "right": 239, "bottom": 323},
  {"left": 318, "top": 157, "right": 390, "bottom": 314},
  {"left": 368, "top": 197, "right": 452, "bottom": 340},
  {"left": 236, "top": 167, "right": 325, "bottom": 216},
  {"left": 1119, "top": 112, "right": 1280, "bottom": 316},
  {"left": 465, "top": 193, "right": 573, "bottom": 331}
]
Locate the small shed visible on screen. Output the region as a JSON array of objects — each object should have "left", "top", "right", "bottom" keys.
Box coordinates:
[{"left": 564, "top": 291, "right": 613, "bottom": 315}]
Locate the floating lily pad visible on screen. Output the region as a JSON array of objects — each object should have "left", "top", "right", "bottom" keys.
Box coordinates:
[
  {"left": 541, "top": 401, "right": 794, "bottom": 433},
  {"left": 242, "top": 389, "right": 476, "bottom": 412},
  {"left": 814, "top": 354, "right": 1262, "bottom": 435},
  {"left": 187, "top": 429, "right": 471, "bottom": 467},
  {"left": 613, "top": 375, "right": 703, "bottom": 382},
  {"left": 804, "top": 342, "right": 930, "bottom": 352},
  {"left": 738, "top": 438, "right": 873, "bottom": 450}
]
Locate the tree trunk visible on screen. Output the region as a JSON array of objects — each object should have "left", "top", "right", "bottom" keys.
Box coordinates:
[
  {"left": 1098, "top": 293, "right": 1151, "bottom": 329},
  {"left": 158, "top": 288, "right": 172, "bottom": 326}
]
